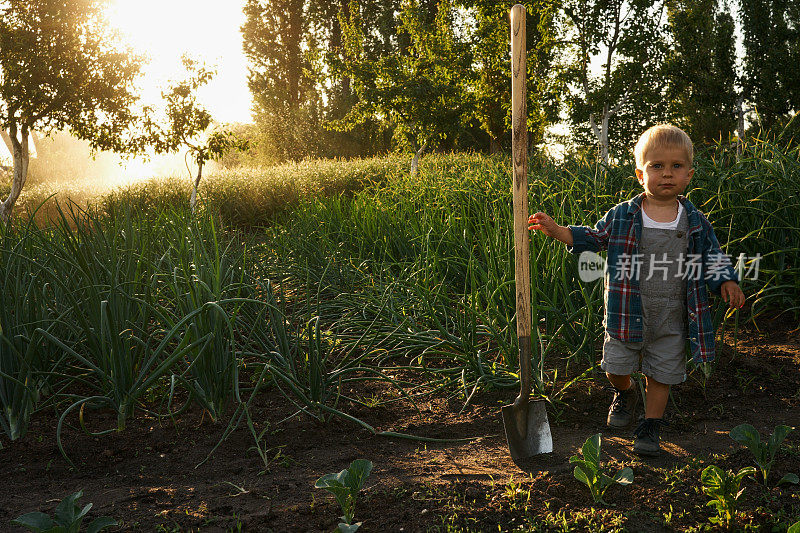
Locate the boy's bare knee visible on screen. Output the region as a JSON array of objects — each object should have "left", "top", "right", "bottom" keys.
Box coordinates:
[
  {"left": 606, "top": 372, "right": 632, "bottom": 390},
  {"left": 644, "top": 374, "right": 670, "bottom": 389}
]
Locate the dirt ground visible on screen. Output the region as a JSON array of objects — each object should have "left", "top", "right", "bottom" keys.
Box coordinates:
[{"left": 1, "top": 314, "right": 799, "bottom": 532}]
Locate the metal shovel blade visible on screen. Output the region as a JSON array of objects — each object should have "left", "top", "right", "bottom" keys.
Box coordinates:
[{"left": 502, "top": 397, "right": 553, "bottom": 464}]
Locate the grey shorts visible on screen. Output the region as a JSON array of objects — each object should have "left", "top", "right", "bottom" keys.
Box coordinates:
[{"left": 601, "top": 295, "right": 688, "bottom": 385}]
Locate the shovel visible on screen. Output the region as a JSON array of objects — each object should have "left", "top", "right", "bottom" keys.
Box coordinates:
[{"left": 502, "top": 4, "right": 553, "bottom": 465}]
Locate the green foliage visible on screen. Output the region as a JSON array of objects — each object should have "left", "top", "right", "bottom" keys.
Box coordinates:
[
  {"left": 0, "top": 0, "right": 144, "bottom": 150},
  {"left": 740, "top": 0, "right": 800, "bottom": 131},
  {"left": 0, "top": 218, "right": 63, "bottom": 440},
  {"left": 235, "top": 0, "right": 800, "bottom": 161},
  {"left": 789, "top": 520, "right": 800, "bottom": 533},
  {"left": 145, "top": 57, "right": 249, "bottom": 210},
  {"left": 315, "top": 459, "right": 374, "bottom": 532},
  {"left": 729, "top": 423, "right": 797, "bottom": 485},
  {"left": 157, "top": 215, "right": 251, "bottom": 421},
  {"left": 569, "top": 433, "right": 633, "bottom": 505},
  {"left": 700, "top": 464, "right": 756, "bottom": 527},
  {"left": 150, "top": 57, "right": 215, "bottom": 154},
  {"left": 558, "top": 0, "right": 670, "bottom": 157},
  {"left": 332, "top": 0, "right": 472, "bottom": 158},
  {"left": 11, "top": 490, "right": 116, "bottom": 533},
  {"left": 241, "top": 0, "right": 327, "bottom": 162},
  {"left": 460, "top": 0, "right": 561, "bottom": 152},
  {"left": 664, "top": 0, "right": 738, "bottom": 144}
]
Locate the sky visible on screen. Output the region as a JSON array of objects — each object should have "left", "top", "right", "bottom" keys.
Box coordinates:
[{"left": 107, "top": 0, "right": 253, "bottom": 125}]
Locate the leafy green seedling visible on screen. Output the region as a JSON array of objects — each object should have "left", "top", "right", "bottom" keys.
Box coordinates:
[
  {"left": 569, "top": 433, "right": 633, "bottom": 505},
  {"left": 788, "top": 520, "right": 800, "bottom": 533},
  {"left": 11, "top": 490, "right": 117, "bottom": 533},
  {"left": 729, "top": 423, "right": 798, "bottom": 486},
  {"left": 315, "top": 459, "right": 373, "bottom": 533},
  {"left": 701, "top": 465, "right": 756, "bottom": 527}
]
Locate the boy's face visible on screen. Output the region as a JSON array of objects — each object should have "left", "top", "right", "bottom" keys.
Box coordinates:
[{"left": 635, "top": 145, "right": 694, "bottom": 202}]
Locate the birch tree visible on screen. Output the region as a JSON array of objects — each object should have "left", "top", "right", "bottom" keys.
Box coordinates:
[
  {"left": 560, "top": 0, "right": 668, "bottom": 163},
  {"left": 0, "top": 0, "right": 144, "bottom": 221}
]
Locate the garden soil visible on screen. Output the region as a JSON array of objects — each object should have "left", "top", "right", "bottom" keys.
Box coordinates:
[{"left": 1, "top": 314, "right": 799, "bottom": 532}]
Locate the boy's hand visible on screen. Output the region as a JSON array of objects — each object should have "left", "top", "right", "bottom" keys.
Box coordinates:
[
  {"left": 720, "top": 280, "right": 745, "bottom": 309},
  {"left": 528, "top": 212, "right": 573, "bottom": 245},
  {"left": 528, "top": 212, "right": 559, "bottom": 237}
]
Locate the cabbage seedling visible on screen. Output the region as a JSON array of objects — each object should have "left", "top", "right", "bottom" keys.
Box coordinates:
[
  {"left": 701, "top": 465, "right": 756, "bottom": 527},
  {"left": 315, "top": 459, "right": 373, "bottom": 533},
  {"left": 729, "top": 423, "right": 798, "bottom": 486},
  {"left": 569, "top": 433, "right": 633, "bottom": 505},
  {"left": 11, "top": 490, "right": 116, "bottom": 533}
]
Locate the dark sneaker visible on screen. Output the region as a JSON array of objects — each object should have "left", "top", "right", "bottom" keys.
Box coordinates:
[
  {"left": 607, "top": 384, "right": 638, "bottom": 428},
  {"left": 633, "top": 418, "right": 664, "bottom": 456}
]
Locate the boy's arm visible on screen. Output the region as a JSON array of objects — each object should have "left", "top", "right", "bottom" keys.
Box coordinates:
[{"left": 566, "top": 207, "right": 617, "bottom": 254}]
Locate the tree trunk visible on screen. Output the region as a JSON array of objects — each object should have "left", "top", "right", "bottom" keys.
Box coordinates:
[
  {"left": 190, "top": 160, "right": 203, "bottom": 214},
  {"left": 600, "top": 109, "right": 610, "bottom": 164},
  {"left": 0, "top": 127, "right": 30, "bottom": 223},
  {"left": 333, "top": 0, "right": 351, "bottom": 100},
  {"left": 489, "top": 133, "right": 502, "bottom": 154},
  {"left": 410, "top": 141, "right": 427, "bottom": 176},
  {"left": 287, "top": 0, "right": 304, "bottom": 105},
  {"left": 737, "top": 96, "right": 746, "bottom": 156},
  {"left": 589, "top": 100, "right": 621, "bottom": 166}
]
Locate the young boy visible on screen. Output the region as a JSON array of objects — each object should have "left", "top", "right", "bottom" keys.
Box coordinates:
[{"left": 528, "top": 124, "right": 745, "bottom": 456}]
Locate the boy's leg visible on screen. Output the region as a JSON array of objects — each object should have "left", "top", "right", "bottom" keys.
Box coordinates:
[
  {"left": 644, "top": 375, "right": 669, "bottom": 419},
  {"left": 606, "top": 372, "right": 632, "bottom": 390},
  {"left": 634, "top": 294, "right": 688, "bottom": 455},
  {"left": 633, "top": 375, "right": 670, "bottom": 456},
  {"left": 606, "top": 372, "right": 632, "bottom": 391},
  {"left": 601, "top": 333, "right": 641, "bottom": 428},
  {"left": 635, "top": 303, "right": 684, "bottom": 456}
]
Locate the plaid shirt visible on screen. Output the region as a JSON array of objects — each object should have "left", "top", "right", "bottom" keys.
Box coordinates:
[{"left": 567, "top": 193, "right": 738, "bottom": 363}]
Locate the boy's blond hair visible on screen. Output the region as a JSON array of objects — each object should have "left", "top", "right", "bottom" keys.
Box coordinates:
[{"left": 634, "top": 124, "right": 693, "bottom": 170}]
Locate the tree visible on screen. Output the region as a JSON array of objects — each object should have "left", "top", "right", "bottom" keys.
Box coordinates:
[
  {"left": 463, "top": 0, "right": 561, "bottom": 153},
  {"left": 0, "top": 0, "right": 145, "bottom": 221},
  {"left": 333, "top": 0, "right": 473, "bottom": 173},
  {"left": 740, "top": 0, "right": 800, "bottom": 131},
  {"left": 559, "top": 0, "right": 669, "bottom": 162},
  {"left": 242, "top": 0, "right": 324, "bottom": 162},
  {"left": 145, "top": 59, "right": 249, "bottom": 213},
  {"left": 664, "top": 0, "right": 737, "bottom": 145},
  {"left": 305, "top": 0, "right": 397, "bottom": 157}
]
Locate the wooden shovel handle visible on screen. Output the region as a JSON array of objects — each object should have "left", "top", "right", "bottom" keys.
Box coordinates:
[{"left": 510, "top": 4, "right": 531, "bottom": 403}]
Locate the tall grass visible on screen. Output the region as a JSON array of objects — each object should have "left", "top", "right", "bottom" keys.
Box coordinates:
[
  {"left": 0, "top": 218, "right": 65, "bottom": 440},
  {"left": 261, "top": 154, "right": 635, "bottom": 399},
  {"left": 689, "top": 139, "right": 800, "bottom": 319},
  {"left": 157, "top": 215, "right": 251, "bottom": 421},
  {"left": 258, "top": 142, "right": 799, "bottom": 401},
  {"left": 0, "top": 136, "right": 797, "bottom": 455}
]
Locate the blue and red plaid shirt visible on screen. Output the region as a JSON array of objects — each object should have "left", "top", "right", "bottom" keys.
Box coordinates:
[{"left": 567, "top": 193, "right": 738, "bottom": 363}]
